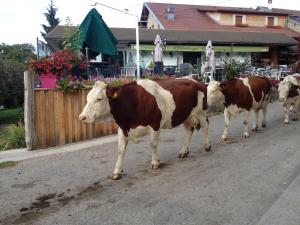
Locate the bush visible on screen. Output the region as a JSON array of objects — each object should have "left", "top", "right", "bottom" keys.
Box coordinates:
[
  {"left": 2, "top": 121, "right": 26, "bottom": 150},
  {"left": 223, "top": 58, "right": 251, "bottom": 80}
]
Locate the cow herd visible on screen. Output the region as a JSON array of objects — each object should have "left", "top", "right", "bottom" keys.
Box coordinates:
[{"left": 79, "top": 73, "right": 300, "bottom": 180}]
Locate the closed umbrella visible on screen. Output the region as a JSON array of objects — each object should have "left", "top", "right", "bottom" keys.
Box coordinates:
[
  {"left": 204, "top": 40, "right": 215, "bottom": 76},
  {"left": 154, "top": 34, "right": 163, "bottom": 62},
  {"left": 69, "top": 8, "right": 118, "bottom": 58},
  {"left": 154, "top": 34, "right": 164, "bottom": 75}
]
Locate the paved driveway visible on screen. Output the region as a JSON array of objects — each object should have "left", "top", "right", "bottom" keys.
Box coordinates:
[{"left": 0, "top": 102, "right": 300, "bottom": 225}]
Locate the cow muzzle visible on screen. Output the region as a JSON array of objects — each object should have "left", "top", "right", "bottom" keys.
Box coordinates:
[{"left": 79, "top": 114, "right": 86, "bottom": 121}]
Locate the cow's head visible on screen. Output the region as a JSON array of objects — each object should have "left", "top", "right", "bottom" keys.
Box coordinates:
[
  {"left": 79, "top": 81, "right": 113, "bottom": 123},
  {"left": 207, "top": 80, "right": 225, "bottom": 106},
  {"left": 278, "top": 80, "right": 291, "bottom": 102},
  {"left": 278, "top": 75, "right": 299, "bottom": 102}
]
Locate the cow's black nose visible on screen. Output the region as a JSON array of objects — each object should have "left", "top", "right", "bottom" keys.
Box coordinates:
[{"left": 79, "top": 115, "right": 86, "bottom": 121}]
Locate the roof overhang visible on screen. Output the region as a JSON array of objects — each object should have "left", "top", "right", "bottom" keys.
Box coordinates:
[{"left": 46, "top": 26, "right": 298, "bottom": 50}]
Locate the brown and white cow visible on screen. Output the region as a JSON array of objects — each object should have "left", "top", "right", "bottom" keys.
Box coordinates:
[
  {"left": 79, "top": 78, "right": 211, "bottom": 179},
  {"left": 207, "top": 76, "right": 271, "bottom": 142},
  {"left": 278, "top": 74, "right": 300, "bottom": 123}
]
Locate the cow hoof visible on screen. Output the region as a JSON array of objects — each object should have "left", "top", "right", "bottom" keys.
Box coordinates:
[
  {"left": 262, "top": 123, "right": 267, "bottom": 128},
  {"left": 284, "top": 121, "right": 289, "bottom": 124},
  {"left": 221, "top": 137, "right": 227, "bottom": 142},
  {"left": 112, "top": 173, "right": 122, "bottom": 180},
  {"left": 205, "top": 145, "right": 212, "bottom": 152},
  {"left": 292, "top": 118, "right": 298, "bottom": 121},
  {"left": 151, "top": 161, "right": 160, "bottom": 170},
  {"left": 252, "top": 127, "right": 258, "bottom": 132},
  {"left": 244, "top": 133, "right": 250, "bottom": 138},
  {"left": 178, "top": 151, "right": 189, "bottom": 158}
]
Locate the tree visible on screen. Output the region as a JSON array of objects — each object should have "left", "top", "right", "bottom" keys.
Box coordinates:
[
  {"left": 223, "top": 58, "right": 251, "bottom": 80},
  {"left": 0, "top": 43, "right": 36, "bottom": 108},
  {"left": 41, "top": 0, "right": 60, "bottom": 41},
  {"left": 0, "top": 43, "right": 35, "bottom": 63}
]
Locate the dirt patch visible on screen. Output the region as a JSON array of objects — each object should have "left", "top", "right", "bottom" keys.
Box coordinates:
[
  {"left": 12, "top": 211, "right": 41, "bottom": 225},
  {"left": 77, "top": 183, "right": 103, "bottom": 196},
  {"left": 1, "top": 210, "right": 43, "bottom": 225},
  {"left": 19, "top": 207, "right": 29, "bottom": 212},
  {"left": 57, "top": 195, "right": 75, "bottom": 206},
  {"left": 30, "top": 201, "right": 50, "bottom": 209},
  {"left": 36, "top": 193, "right": 56, "bottom": 202},
  {"left": 57, "top": 192, "right": 64, "bottom": 198},
  {"left": 158, "top": 162, "right": 171, "bottom": 169},
  {"left": 11, "top": 181, "right": 35, "bottom": 189},
  {"left": 0, "top": 161, "right": 18, "bottom": 169}
]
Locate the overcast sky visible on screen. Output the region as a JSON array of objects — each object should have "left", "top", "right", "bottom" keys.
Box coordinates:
[{"left": 1, "top": 0, "right": 300, "bottom": 47}]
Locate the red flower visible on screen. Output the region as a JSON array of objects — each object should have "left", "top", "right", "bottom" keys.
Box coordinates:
[{"left": 28, "top": 49, "right": 85, "bottom": 77}]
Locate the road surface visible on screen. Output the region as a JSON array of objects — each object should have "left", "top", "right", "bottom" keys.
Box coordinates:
[{"left": 0, "top": 102, "right": 300, "bottom": 225}]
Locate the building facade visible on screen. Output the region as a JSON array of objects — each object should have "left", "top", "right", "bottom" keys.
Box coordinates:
[{"left": 46, "top": 3, "right": 300, "bottom": 76}]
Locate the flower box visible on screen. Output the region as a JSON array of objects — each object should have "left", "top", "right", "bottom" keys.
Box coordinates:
[{"left": 39, "top": 73, "right": 57, "bottom": 88}]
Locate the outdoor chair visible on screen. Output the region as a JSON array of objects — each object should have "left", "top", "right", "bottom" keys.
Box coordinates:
[{"left": 179, "top": 63, "right": 193, "bottom": 76}]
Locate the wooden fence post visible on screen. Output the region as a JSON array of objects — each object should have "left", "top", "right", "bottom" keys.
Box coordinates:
[{"left": 24, "top": 71, "right": 36, "bottom": 150}]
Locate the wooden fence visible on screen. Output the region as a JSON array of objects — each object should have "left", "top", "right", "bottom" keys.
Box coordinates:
[{"left": 24, "top": 71, "right": 118, "bottom": 150}]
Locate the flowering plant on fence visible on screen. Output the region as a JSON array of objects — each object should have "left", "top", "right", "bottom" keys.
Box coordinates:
[
  {"left": 56, "top": 76, "right": 137, "bottom": 93},
  {"left": 28, "top": 49, "right": 83, "bottom": 76}
]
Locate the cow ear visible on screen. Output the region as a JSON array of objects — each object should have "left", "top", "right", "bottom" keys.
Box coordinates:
[{"left": 107, "top": 87, "right": 121, "bottom": 99}]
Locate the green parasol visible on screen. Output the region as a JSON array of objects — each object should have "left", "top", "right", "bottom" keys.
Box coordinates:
[{"left": 69, "top": 8, "right": 118, "bottom": 57}]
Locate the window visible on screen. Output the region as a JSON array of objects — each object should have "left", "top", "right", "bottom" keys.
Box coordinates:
[
  {"left": 267, "top": 16, "right": 274, "bottom": 27},
  {"left": 235, "top": 15, "right": 243, "bottom": 26}
]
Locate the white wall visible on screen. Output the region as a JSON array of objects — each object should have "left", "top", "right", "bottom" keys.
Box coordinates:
[
  {"left": 130, "top": 50, "right": 183, "bottom": 67},
  {"left": 127, "top": 49, "right": 250, "bottom": 68}
]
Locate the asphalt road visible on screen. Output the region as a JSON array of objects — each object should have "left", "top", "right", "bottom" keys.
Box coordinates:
[{"left": 0, "top": 102, "right": 300, "bottom": 225}]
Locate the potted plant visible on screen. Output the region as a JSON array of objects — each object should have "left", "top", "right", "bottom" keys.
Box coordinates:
[{"left": 28, "top": 49, "right": 80, "bottom": 88}]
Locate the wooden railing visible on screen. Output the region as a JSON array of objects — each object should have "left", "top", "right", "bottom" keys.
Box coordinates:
[{"left": 24, "top": 71, "right": 118, "bottom": 150}]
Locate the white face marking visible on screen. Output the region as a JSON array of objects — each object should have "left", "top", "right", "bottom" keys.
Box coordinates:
[
  {"left": 278, "top": 81, "right": 290, "bottom": 100},
  {"left": 137, "top": 79, "right": 176, "bottom": 128},
  {"left": 79, "top": 81, "right": 113, "bottom": 123},
  {"left": 207, "top": 80, "right": 225, "bottom": 106}
]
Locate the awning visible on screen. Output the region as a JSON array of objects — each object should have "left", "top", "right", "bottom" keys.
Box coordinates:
[{"left": 131, "top": 44, "right": 269, "bottom": 52}]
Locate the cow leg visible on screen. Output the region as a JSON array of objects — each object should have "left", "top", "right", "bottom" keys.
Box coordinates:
[
  {"left": 261, "top": 104, "right": 268, "bottom": 128},
  {"left": 292, "top": 99, "right": 300, "bottom": 121},
  {"left": 243, "top": 110, "right": 250, "bottom": 138},
  {"left": 150, "top": 129, "right": 160, "bottom": 170},
  {"left": 283, "top": 102, "right": 290, "bottom": 124},
  {"left": 221, "top": 108, "right": 231, "bottom": 142},
  {"left": 199, "top": 116, "right": 211, "bottom": 152},
  {"left": 252, "top": 109, "right": 259, "bottom": 132},
  {"left": 112, "top": 128, "right": 128, "bottom": 180},
  {"left": 178, "top": 123, "right": 193, "bottom": 158}
]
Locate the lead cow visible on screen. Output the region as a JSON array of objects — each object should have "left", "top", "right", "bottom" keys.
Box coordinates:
[
  {"left": 207, "top": 76, "right": 271, "bottom": 141},
  {"left": 278, "top": 74, "right": 300, "bottom": 123},
  {"left": 79, "top": 78, "right": 211, "bottom": 179}
]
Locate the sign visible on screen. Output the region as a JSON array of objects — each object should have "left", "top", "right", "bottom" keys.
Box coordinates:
[{"left": 131, "top": 44, "right": 269, "bottom": 53}]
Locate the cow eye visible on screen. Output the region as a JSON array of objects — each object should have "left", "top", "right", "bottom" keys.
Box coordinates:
[{"left": 97, "top": 98, "right": 102, "bottom": 101}]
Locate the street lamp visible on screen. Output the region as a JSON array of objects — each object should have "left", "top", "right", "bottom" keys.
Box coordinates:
[{"left": 89, "top": 0, "right": 141, "bottom": 78}]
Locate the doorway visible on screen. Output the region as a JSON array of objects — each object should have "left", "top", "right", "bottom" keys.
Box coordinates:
[{"left": 183, "top": 52, "right": 201, "bottom": 66}]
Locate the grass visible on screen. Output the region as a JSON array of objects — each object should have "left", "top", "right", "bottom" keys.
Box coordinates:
[
  {"left": 0, "top": 161, "right": 18, "bottom": 169},
  {"left": 0, "top": 125, "right": 10, "bottom": 150},
  {"left": 0, "top": 108, "right": 23, "bottom": 125},
  {"left": 0, "top": 108, "right": 24, "bottom": 151}
]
